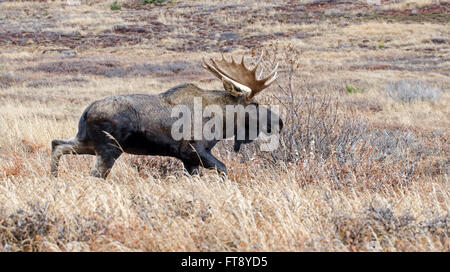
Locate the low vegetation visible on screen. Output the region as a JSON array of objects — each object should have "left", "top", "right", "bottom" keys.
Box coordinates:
[
  {"left": 0, "top": 0, "right": 448, "bottom": 251},
  {"left": 386, "top": 80, "right": 441, "bottom": 103},
  {"left": 110, "top": 1, "right": 122, "bottom": 11}
]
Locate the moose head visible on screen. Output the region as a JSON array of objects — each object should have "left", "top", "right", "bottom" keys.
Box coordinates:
[{"left": 202, "top": 53, "right": 282, "bottom": 151}]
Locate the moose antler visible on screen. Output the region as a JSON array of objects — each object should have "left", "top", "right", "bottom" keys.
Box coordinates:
[{"left": 202, "top": 52, "right": 278, "bottom": 100}]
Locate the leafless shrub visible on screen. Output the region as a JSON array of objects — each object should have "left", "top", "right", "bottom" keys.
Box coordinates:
[
  {"left": 332, "top": 202, "right": 448, "bottom": 251},
  {"left": 126, "top": 61, "right": 194, "bottom": 76},
  {"left": 24, "top": 59, "right": 120, "bottom": 76},
  {"left": 0, "top": 203, "right": 54, "bottom": 251},
  {"left": 364, "top": 129, "right": 428, "bottom": 162},
  {"left": 124, "top": 0, "right": 172, "bottom": 9},
  {"left": 386, "top": 80, "right": 441, "bottom": 103},
  {"left": 26, "top": 79, "right": 54, "bottom": 88},
  {"left": 227, "top": 45, "right": 433, "bottom": 185},
  {"left": 24, "top": 59, "right": 195, "bottom": 78},
  {"left": 56, "top": 215, "right": 108, "bottom": 244},
  {"left": 25, "top": 77, "right": 88, "bottom": 88},
  {"left": 0, "top": 71, "right": 24, "bottom": 89},
  {"left": 0, "top": 203, "right": 110, "bottom": 252},
  {"left": 241, "top": 45, "right": 365, "bottom": 168},
  {"left": 420, "top": 214, "right": 449, "bottom": 242},
  {"left": 62, "top": 76, "right": 89, "bottom": 85}
]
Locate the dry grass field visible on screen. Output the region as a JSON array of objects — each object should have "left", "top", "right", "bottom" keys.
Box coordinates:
[{"left": 0, "top": 0, "right": 448, "bottom": 251}]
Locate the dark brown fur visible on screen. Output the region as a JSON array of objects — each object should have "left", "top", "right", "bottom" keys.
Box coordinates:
[{"left": 51, "top": 83, "right": 282, "bottom": 178}]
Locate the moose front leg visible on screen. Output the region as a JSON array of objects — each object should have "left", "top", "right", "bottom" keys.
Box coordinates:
[
  {"left": 198, "top": 151, "right": 227, "bottom": 175},
  {"left": 181, "top": 143, "right": 226, "bottom": 175},
  {"left": 182, "top": 160, "right": 200, "bottom": 175}
]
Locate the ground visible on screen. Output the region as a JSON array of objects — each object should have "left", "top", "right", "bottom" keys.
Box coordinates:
[{"left": 0, "top": 0, "right": 448, "bottom": 251}]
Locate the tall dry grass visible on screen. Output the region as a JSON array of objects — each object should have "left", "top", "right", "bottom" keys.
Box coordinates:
[
  {"left": 0, "top": 0, "right": 448, "bottom": 252},
  {"left": 0, "top": 45, "right": 448, "bottom": 252}
]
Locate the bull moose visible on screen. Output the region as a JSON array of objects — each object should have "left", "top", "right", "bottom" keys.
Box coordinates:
[{"left": 51, "top": 54, "right": 282, "bottom": 178}]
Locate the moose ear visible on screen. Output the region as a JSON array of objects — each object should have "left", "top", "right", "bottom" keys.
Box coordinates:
[{"left": 222, "top": 78, "right": 247, "bottom": 97}]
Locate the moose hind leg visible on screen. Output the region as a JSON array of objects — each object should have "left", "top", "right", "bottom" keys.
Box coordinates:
[
  {"left": 90, "top": 144, "right": 122, "bottom": 179},
  {"left": 51, "top": 138, "right": 94, "bottom": 177}
]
